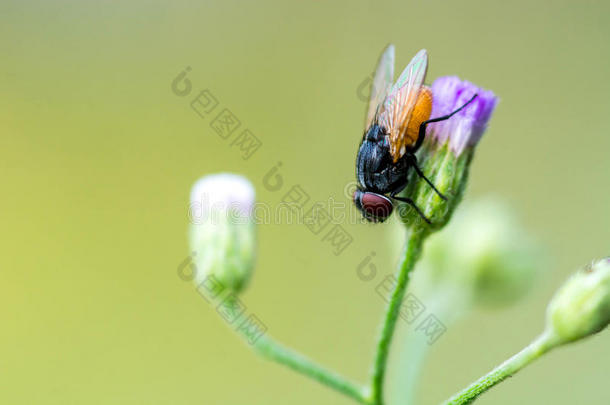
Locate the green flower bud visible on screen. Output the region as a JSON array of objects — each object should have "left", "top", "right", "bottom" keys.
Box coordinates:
[
  {"left": 188, "top": 173, "right": 256, "bottom": 293},
  {"left": 399, "top": 77, "right": 497, "bottom": 232},
  {"left": 546, "top": 258, "right": 610, "bottom": 344},
  {"left": 412, "top": 198, "right": 541, "bottom": 309}
]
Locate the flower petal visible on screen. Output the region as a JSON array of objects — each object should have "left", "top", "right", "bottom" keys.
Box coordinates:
[{"left": 429, "top": 76, "right": 498, "bottom": 156}]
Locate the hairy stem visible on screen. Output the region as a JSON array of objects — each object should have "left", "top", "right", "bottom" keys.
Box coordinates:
[
  {"left": 443, "top": 330, "right": 559, "bottom": 405},
  {"left": 247, "top": 333, "right": 367, "bottom": 403},
  {"left": 369, "top": 228, "right": 427, "bottom": 404}
]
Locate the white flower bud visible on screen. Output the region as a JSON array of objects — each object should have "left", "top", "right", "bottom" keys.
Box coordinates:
[
  {"left": 546, "top": 258, "right": 610, "bottom": 344},
  {"left": 188, "top": 173, "right": 256, "bottom": 293}
]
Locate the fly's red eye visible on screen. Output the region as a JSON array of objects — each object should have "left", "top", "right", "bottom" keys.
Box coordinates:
[{"left": 354, "top": 191, "right": 393, "bottom": 222}]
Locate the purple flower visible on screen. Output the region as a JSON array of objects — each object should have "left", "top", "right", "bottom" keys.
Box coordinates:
[
  {"left": 399, "top": 77, "right": 497, "bottom": 230},
  {"left": 429, "top": 76, "right": 498, "bottom": 156}
]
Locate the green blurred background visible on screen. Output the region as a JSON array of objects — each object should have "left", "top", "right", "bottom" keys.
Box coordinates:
[{"left": 2, "top": 0, "right": 609, "bottom": 403}]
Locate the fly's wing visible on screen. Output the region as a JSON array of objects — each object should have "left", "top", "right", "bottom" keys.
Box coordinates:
[
  {"left": 364, "top": 44, "right": 395, "bottom": 130},
  {"left": 378, "top": 49, "right": 428, "bottom": 161}
]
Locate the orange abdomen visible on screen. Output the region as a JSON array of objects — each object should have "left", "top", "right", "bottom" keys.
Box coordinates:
[{"left": 405, "top": 86, "right": 433, "bottom": 147}]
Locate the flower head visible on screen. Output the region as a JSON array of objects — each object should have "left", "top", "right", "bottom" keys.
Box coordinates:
[
  {"left": 429, "top": 76, "right": 498, "bottom": 156},
  {"left": 399, "top": 76, "right": 498, "bottom": 231},
  {"left": 188, "top": 173, "right": 256, "bottom": 293},
  {"left": 546, "top": 258, "right": 610, "bottom": 344}
]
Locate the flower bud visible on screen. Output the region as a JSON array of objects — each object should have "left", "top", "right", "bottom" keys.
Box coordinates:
[
  {"left": 188, "top": 173, "right": 256, "bottom": 293},
  {"left": 399, "top": 76, "right": 498, "bottom": 231},
  {"left": 546, "top": 258, "right": 610, "bottom": 344},
  {"left": 412, "top": 198, "right": 541, "bottom": 308}
]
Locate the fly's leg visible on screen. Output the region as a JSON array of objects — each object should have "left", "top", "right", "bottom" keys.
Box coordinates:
[
  {"left": 411, "top": 94, "right": 478, "bottom": 152},
  {"left": 405, "top": 154, "right": 447, "bottom": 201},
  {"left": 389, "top": 191, "right": 432, "bottom": 225}
]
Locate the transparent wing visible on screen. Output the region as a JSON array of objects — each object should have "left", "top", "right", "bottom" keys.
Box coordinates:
[
  {"left": 378, "top": 49, "right": 428, "bottom": 161},
  {"left": 364, "top": 44, "right": 395, "bottom": 130}
]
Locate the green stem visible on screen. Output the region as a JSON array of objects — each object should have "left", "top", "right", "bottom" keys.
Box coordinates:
[
  {"left": 246, "top": 333, "right": 367, "bottom": 403},
  {"left": 442, "top": 330, "right": 560, "bottom": 405},
  {"left": 369, "top": 228, "right": 427, "bottom": 404}
]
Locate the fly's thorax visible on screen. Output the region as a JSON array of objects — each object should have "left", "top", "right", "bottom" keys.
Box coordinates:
[
  {"left": 357, "top": 126, "right": 385, "bottom": 179},
  {"left": 362, "top": 123, "right": 387, "bottom": 142},
  {"left": 356, "top": 139, "right": 395, "bottom": 193}
]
